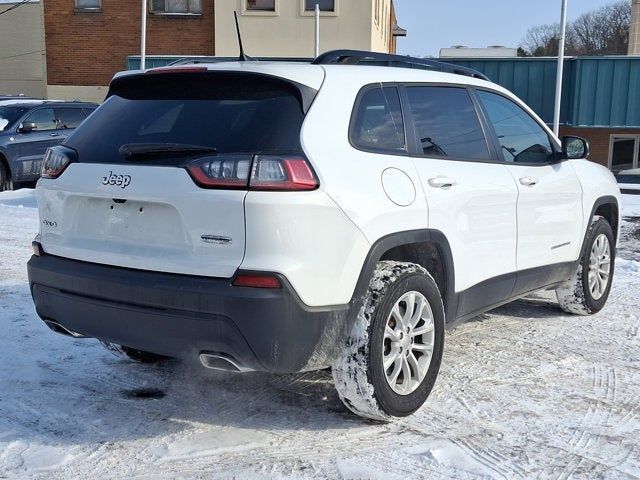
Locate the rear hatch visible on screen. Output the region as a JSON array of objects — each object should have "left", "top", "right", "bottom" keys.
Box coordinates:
[{"left": 37, "top": 68, "right": 320, "bottom": 277}]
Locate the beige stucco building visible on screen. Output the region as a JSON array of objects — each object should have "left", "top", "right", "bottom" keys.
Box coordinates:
[
  {"left": 631, "top": 0, "right": 640, "bottom": 55},
  {"left": 215, "top": 0, "right": 404, "bottom": 57},
  {"left": 0, "top": 0, "right": 46, "bottom": 98}
]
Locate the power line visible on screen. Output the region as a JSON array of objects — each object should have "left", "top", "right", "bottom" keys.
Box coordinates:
[
  {"left": 0, "top": 0, "right": 31, "bottom": 16},
  {"left": 0, "top": 49, "right": 44, "bottom": 61}
]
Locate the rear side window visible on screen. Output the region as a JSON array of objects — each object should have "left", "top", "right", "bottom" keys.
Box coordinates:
[
  {"left": 350, "top": 85, "right": 406, "bottom": 154},
  {"left": 57, "top": 107, "right": 87, "bottom": 129},
  {"left": 406, "top": 86, "right": 490, "bottom": 160},
  {"left": 477, "top": 90, "right": 555, "bottom": 164},
  {"left": 65, "top": 72, "right": 312, "bottom": 164}
]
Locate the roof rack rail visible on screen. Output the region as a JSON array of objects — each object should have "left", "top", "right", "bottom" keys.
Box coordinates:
[{"left": 312, "top": 49, "right": 490, "bottom": 81}]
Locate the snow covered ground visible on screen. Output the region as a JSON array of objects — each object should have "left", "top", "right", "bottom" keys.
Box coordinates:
[{"left": 1, "top": 189, "right": 639, "bottom": 479}]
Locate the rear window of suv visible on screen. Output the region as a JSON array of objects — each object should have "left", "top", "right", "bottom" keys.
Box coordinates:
[{"left": 65, "top": 72, "right": 313, "bottom": 163}]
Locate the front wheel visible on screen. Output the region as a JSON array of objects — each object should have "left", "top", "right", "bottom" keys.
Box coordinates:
[
  {"left": 332, "top": 261, "right": 445, "bottom": 421},
  {"left": 0, "top": 162, "right": 8, "bottom": 192},
  {"left": 556, "top": 216, "right": 615, "bottom": 315}
]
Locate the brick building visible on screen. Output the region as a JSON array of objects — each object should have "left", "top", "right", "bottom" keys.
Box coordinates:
[
  {"left": 42, "top": 0, "right": 404, "bottom": 103},
  {"left": 44, "top": 0, "right": 215, "bottom": 102}
]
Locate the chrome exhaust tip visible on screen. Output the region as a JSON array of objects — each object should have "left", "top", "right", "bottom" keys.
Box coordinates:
[
  {"left": 199, "top": 352, "right": 254, "bottom": 373},
  {"left": 44, "top": 319, "right": 87, "bottom": 338}
]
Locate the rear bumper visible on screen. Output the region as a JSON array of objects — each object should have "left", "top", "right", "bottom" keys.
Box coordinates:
[{"left": 27, "top": 254, "right": 352, "bottom": 373}]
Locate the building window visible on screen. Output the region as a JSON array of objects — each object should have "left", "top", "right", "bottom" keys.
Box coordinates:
[
  {"left": 246, "top": 0, "right": 275, "bottom": 11},
  {"left": 75, "top": 0, "right": 101, "bottom": 11},
  {"left": 609, "top": 135, "right": 640, "bottom": 172},
  {"left": 304, "top": 0, "right": 335, "bottom": 12},
  {"left": 150, "top": 0, "right": 202, "bottom": 14},
  {"left": 300, "top": 0, "right": 337, "bottom": 16}
]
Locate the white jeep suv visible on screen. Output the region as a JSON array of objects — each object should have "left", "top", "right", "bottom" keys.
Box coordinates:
[{"left": 28, "top": 51, "right": 621, "bottom": 421}]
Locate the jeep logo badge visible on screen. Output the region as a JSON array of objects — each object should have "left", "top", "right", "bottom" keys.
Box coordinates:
[{"left": 102, "top": 171, "right": 131, "bottom": 189}]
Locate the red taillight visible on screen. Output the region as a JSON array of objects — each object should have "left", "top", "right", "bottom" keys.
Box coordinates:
[
  {"left": 186, "top": 155, "right": 252, "bottom": 189},
  {"left": 186, "top": 155, "right": 319, "bottom": 191},
  {"left": 232, "top": 274, "right": 282, "bottom": 289},
  {"left": 249, "top": 157, "right": 318, "bottom": 191},
  {"left": 41, "top": 146, "right": 76, "bottom": 179}
]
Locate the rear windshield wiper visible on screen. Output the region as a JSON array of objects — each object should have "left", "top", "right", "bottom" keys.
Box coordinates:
[{"left": 119, "top": 143, "right": 217, "bottom": 159}]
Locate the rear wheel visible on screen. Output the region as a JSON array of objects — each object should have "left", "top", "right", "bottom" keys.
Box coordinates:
[
  {"left": 332, "top": 261, "right": 445, "bottom": 421},
  {"left": 100, "top": 341, "right": 170, "bottom": 364},
  {"left": 556, "top": 216, "right": 615, "bottom": 315}
]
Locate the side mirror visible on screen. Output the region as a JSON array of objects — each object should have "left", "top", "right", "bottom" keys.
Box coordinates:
[
  {"left": 562, "top": 136, "right": 589, "bottom": 160},
  {"left": 18, "top": 121, "right": 37, "bottom": 133}
]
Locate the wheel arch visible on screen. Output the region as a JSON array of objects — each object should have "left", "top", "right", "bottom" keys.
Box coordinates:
[
  {"left": 586, "top": 196, "right": 619, "bottom": 249},
  {"left": 350, "top": 230, "right": 457, "bottom": 323}
]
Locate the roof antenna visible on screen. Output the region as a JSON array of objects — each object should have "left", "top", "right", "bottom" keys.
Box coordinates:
[{"left": 234, "top": 11, "right": 254, "bottom": 61}]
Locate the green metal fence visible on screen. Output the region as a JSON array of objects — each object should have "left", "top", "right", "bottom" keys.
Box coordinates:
[{"left": 447, "top": 56, "right": 640, "bottom": 128}]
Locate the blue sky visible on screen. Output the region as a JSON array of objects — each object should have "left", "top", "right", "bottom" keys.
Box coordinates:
[{"left": 393, "top": 0, "right": 616, "bottom": 57}]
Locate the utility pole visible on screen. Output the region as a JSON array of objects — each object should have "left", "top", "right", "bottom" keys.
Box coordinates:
[
  {"left": 314, "top": 3, "right": 320, "bottom": 57},
  {"left": 141, "top": 0, "right": 147, "bottom": 70},
  {"left": 553, "top": 0, "right": 568, "bottom": 136}
]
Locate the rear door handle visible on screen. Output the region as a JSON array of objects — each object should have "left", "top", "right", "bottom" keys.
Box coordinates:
[
  {"left": 50, "top": 133, "right": 60, "bottom": 137},
  {"left": 519, "top": 176, "right": 539, "bottom": 187},
  {"left": 428, "top": 176, "right": 457, "bottom": 189}
]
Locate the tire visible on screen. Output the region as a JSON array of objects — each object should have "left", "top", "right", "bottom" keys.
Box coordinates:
[
  {"left": 100, "top": 341, "right": 170, "bottom": 364},
  {"left": 332, "top": 261, "right": 445, "bottom": 421},
  {"left": 0, "top": 162, "right": 7, "bottom": 192},
  {"left": 556, "top": 216, "right": 615, "bottom": 315}
]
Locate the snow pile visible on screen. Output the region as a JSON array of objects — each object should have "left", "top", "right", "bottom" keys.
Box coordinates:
[
  {"left": 0, "top": 188, "right": 37, "bottom": 209},
  {"left": 622, "top": 193, "right": 640, "bottom": 218},
  {"left": 1, "top": 190, "right": 640, "bottom": 478}
]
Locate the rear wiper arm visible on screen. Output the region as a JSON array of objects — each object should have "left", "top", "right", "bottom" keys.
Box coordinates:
[{"left": 119, "top": 143, "right": 217, "bottom": 158}]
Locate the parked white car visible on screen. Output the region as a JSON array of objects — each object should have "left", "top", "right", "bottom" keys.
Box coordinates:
[
  {"left": 27, "top": 51, "right": 621, "bottom": 421},
  {"left": 617, "top": 168, "right": 640, "bottom": 217}
]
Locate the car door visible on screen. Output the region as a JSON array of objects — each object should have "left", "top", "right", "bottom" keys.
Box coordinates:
[
  {"left": 474, "top": 89, "right": 583, "bottom": 293},
  {"left": 403, "top": 85, "right": 519, "bottom": 317},
  {"left": 7, "top": 107, "right": 63, "bottom": 180}
]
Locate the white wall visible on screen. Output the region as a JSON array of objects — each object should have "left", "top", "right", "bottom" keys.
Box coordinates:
[
  {"left": 215, "top": 0, "right": 382, "bottom": 57},
  {"left": 0, "top": 0, "right": 46, "bottom": 98},
  {"left": 46, "top": 85, "right": 108, "bottom": 103}
]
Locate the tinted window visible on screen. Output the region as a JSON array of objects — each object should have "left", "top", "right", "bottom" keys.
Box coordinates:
[
  {"left": 477, "top": 90, "right": 555, "bottom": 164},
  {"left": 305, "top": 0, "right": 335, "bottom": 11},
  {"left": 24, "top": 108, "right": 57, "bottom": 131},
  {"left": 57, "top": 108, "right": 87, "bottom": 129},
  {"left": 66, "top": 72, "right": 309, "bottom": 164},
  {"left": 351, "top": 86, "right": 406, "bottom": 153},
  {"left": 0, "top": 106, "right": 30, "bottom": 132},
  {"left": 246, "top": 0, "right": 274, "bottom": 11},
  {"left": 610, "top": 137, "right": 636, "bottom": 172},
  {"left": 406, "top": 87, "right": 489, "bottom": 160}
]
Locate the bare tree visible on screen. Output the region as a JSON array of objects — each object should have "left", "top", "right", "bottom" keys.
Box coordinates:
[{"left": 520, "top": 1, "right": 631, "bottom": 56}]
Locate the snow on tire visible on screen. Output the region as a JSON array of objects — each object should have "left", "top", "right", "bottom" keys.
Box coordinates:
[
  {"left": 331, "top": 261, "right": 445, "bottom": 421},
  {"left": 556, "top": 216, "right": 615, "bottom": 315}
]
